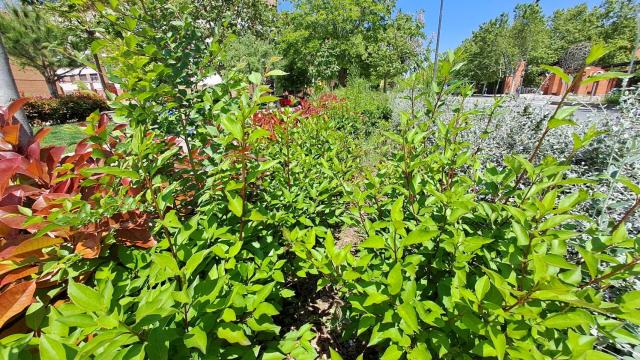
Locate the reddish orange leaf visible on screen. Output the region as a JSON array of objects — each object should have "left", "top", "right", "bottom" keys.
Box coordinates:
[
  {"left": 0, "top": 237, "right": 62, "bottom": 260},
  {"left": 5, "top": 98, "right": 31, "bottom": 123},
  {"left": 1, "top": 124, "right": 20, "bottom": 146},
  {"left": 73, "top": 224, "right": 103, "bottom": 259},
  {"left": 0, "top": 280, "right": 36, "bottom": 328},
  {"left": 32, "top": 128, "right": 51, "bottom": 145},
  {"left": 0, "top": 267, "right": 38, "bottom": 287}
]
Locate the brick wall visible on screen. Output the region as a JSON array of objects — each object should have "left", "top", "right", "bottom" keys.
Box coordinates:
[{"left": 10, "top": 61, "right": 52, "bottom": 98}]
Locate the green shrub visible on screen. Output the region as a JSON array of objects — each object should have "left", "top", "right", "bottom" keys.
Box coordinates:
[
  {"left": 604, "top": 89, "right": 622, "bottom": 106},
  {"left": 23, "top": 92, "right": 110, "bottom": 125},
  {"left": 334, "top": 78, "right": 392, "bottom": 123},
  {"left": 3, "top": 3, "right": 639, "bottom": 360}
]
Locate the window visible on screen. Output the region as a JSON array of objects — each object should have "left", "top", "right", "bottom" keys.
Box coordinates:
[
  {"left": 79, "top": 74, "right": 88, "bottom": 81},
  {"left": 90, "top": 73, "right": 99, "bottom": 82}
]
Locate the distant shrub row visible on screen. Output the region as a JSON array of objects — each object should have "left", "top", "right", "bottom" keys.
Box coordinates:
[{"left": 23, "top": 92, "right": 110, "bottom": 126}]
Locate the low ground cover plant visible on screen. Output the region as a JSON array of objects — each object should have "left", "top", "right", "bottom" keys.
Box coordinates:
[{"left": 0, "top": 2, "right": 639, "bottom": 359}]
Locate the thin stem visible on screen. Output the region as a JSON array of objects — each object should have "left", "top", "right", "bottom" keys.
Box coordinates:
[
  {"left": 612, "top": 197, "right": 640, "bottom": 232},
  {"left": 509, "top": 70, "right": 583, "bottom": 197},
  {"left": 579, "top": 257, "right": 640, "bottom": 289}
]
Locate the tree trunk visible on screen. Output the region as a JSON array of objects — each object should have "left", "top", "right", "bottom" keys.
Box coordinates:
[
  {"left": 93, "top": 53, "right": 111, "bottom": 95},
  {"left": 482, "top": 82, "right": 487, "bottom": 95},
  {"left": 493, "top": 81, "right": 500, "bottom": 97},
  {"left": 383, "top": 76, "right": 387, "bottom": 93},
  {"left": 0, "top": 34, "right": 32, "bottom": 139},
  {"left": 45, "top": 78, "right": 60, "bottom": 98},
  {"left": 338, "top": 68, "right": 348, "bottom": 87}
]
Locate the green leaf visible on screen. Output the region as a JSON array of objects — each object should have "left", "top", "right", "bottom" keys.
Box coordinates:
[
  {"left": 380, "top": 344, "right": 402, "bottom": 360},
  {"left": 266, "top": 69, "right": 287, "bottom": 77},
  {"left": 184, "top": 249, "right": 210, "bottom": 278},
  {"left": 512, "top": 222, "right": 529, "bottom": 246},
  {"left": 539, "top": 214, "right": 578, "bottom": 231},
  {"left": 185, "top": 326, "right": 207, "bottom": 354},
  {"left": 257, "top": 96, "right": 279, "bottom": 104},
  {"left": 577, "top": 246, "right": 599, "bottom": 278},
  {"left": 611, "top": 225, "right": 628, "bottom": 245},
  {"left": 580, "top": 350, "right": 616, "bottom": 360},
  {"left": 360, "top": 235, "right": 385, "bottom": 249},
  {"left": 153, "top": 252, "right": 180, "bottom": 275},
  {"left": 390, "top": 197, "right": 404, "bottom": 228},
  {"left": 619, "top": 177, "right": 640, "bottom": 195},
  {"left": 220, "top": 115, "right": 243, "bottom": 140},
  {"left": 39, "top": 334, "right": 66, "bottom": 360},
  {"left": 17, "top": 206, "right": 32, "bottom": 216},
  {"left": 387, "top": 262, "right": 403, "bottom": 295},
  {"left": 585, "top": 43, "right": 610, "bottom": 65},
  {"left": 329, "top": 348, "right": 344, "bottom": 360},
  {"left": 543, "top": 254, "right": 577, "bottom": 270},
  {"left": 248, "top": 72, "right": 262, "bottom": 84},
  {"left": 57, "top": 314, "right": 96, "bottom": 328},
  {"left": 221, "top": 308, "right": 236, "bottom": 322},
  {"left": 474, "top": 276, "right": 490, "bottom": 301},
  {"left": 68, "top": 280, "right": 105, "bottom": 312},
  {"left": 402, "top": 229, "right": 438, "bottom": 247},
  {"left": 227, "top": 192, "right": 243, "bottom": 217},
  {"left": 217, "top": 324, "right": 250, "bottom": 346},
  {"left": 580, "top": 71, "right": 630, "bottom": 85},
  {"left": 363, "top": 292, "right": 389, "bottom": 306},
  {"left": 162, "top": 210, "right": 182, "bottom": 229},
  {"left": 548, "top": 118, "right": 577, "bottom": 130},
  {"left": 407, "top": 342, "right": 431, "bottom": 360},
  {"left": 398, "top": 302, "right": 420, "bottom": 334},
  {"left": 621, "top": 290, "right": 640, "bottom": 309},
  {"left": 541, "top": 65, "right": 570, "bottom": 84},
  {"left": 555, "top": 106, "right": 579, "bottom": 120},
  {"left": 80, "top": 167, "right": 140, "bottom": 180},
  {"left": 488, "top": 327, "right": 506, "bottom": 360},
  {"left": 542, "top": 312, "right": 591, "bottom": 329}
]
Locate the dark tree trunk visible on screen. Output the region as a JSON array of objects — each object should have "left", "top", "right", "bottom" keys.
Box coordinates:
[
  {"left": 338, "top": 68, "right": 348, "bottom": 87},
  {"left": 45, "top": 78, "right": 60, "bottom": 98},
  {"left": 93, "top": 53, "right": 111, "bottom": 95}
]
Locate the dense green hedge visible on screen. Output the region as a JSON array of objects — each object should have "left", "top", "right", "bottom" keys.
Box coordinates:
[{"left": 24, "top": 92, "right": 110, "bottom": 125}]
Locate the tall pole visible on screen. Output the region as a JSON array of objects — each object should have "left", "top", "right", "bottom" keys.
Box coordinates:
[
  {"left": 432, "top": 0, "right": 444, "bottom": 83},
  {"left": 0, "top": 34, "right": 31, "bottom": 137}
]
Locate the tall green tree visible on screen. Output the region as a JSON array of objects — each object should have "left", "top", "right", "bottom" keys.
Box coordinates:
[
  {"left": 460, "top": 13, "right": 517, "bottom": 93},
  {"left": 0, "top": 4, "right": 82, "bottom": 97},
  {"left": 598, "top": 0, "right": 638, "bottom": 64},
  {"left": 510, "top": 2, "right": 552, "bottom": 89},
  {"left": 549, "top": 3, "right": 602, "bottom": 63},
  {"left": 188, "top": 0, "right": 278, "bottom": 41},
  {"left": 367, "top": 12, "right": 424, "bottom": 92},
  {"left": 278, "top": 0, "right": 422, "bottom": 90},
  {"left": 223, "top": 33, "right": 281, "bottom": 75}
]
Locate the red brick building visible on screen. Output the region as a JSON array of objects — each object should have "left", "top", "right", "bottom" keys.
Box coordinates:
[
  {"left": 541, "top": 48, "right": 640, "bottom": 96},
  {"left": 541, "top": 66, "right": 618, "bottom": 96},
  {"left": 10, "top": 61, "right": 53, "bottom": 98}
]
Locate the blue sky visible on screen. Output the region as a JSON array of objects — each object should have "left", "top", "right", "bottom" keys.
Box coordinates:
[{"left": 279, "top": 0, "right": 602, "bottom": 51}]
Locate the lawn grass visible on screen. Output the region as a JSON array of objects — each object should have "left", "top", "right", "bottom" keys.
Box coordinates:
[{"left": 37, "top": 123, "right": 87, "bottom": 150}]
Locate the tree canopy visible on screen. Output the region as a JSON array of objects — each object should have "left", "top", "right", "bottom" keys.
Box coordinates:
[
  {"left": 0, "top": 4, "right": 83, "bottom": 97},
  {"left": 458, "top": 0, "right": 638, "bottom": 90},
  {"left": 278, "top": 0, "right": 424, "bottom": 90}
]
